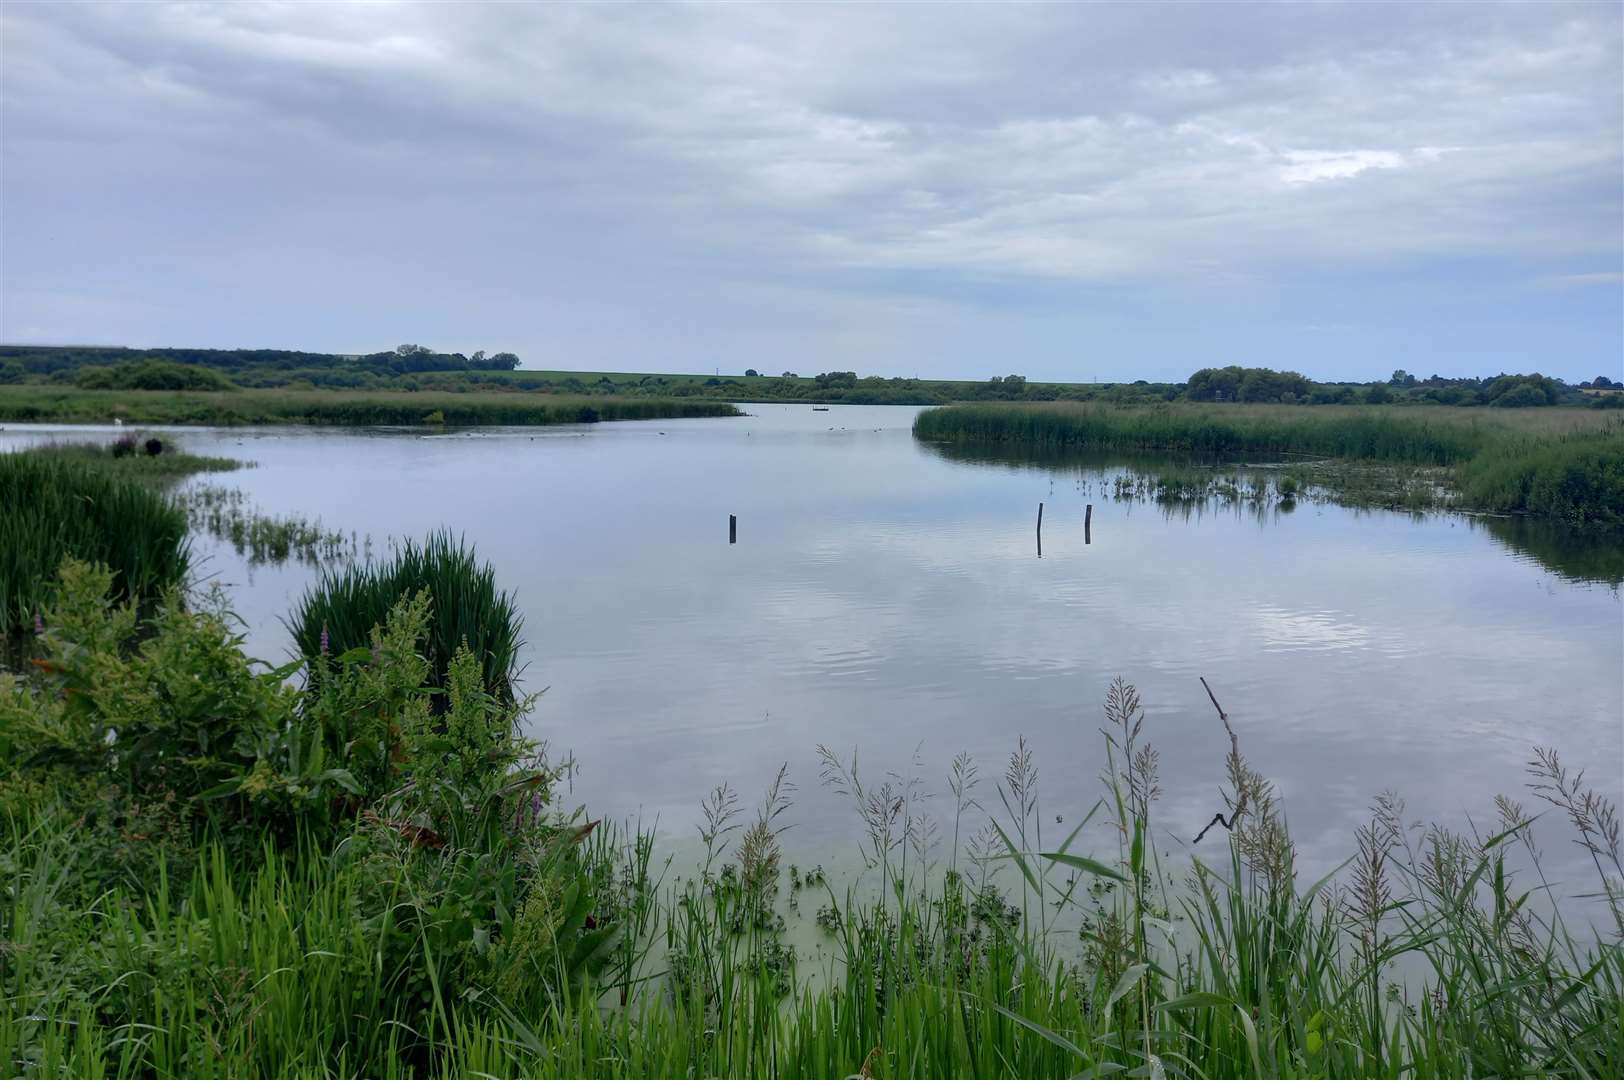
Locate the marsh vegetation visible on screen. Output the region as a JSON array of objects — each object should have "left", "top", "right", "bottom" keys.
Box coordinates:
[
  {"left": 915, "top": 402, "right": 1624, "bottom": 527},
  {"left": 3, "top": 553, "right": 1619, "bottom": 1078},
  {"left": 177, "top": 485, "right": 367, "bottom": 567},
  {"left": 0, "top": 386, "right": 741, "bottom": 427}
]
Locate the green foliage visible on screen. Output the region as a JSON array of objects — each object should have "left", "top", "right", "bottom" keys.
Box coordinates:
[
  {"left": 290, "top": 530, "right": 524, "bottom": 701},
  {"left": 177, "top": 484, "right": 362, "bottom": 566},
  {"left": 0, "top": 343, "right": 1592, "bottom": 410},
  {"left": 0, "top": 556, "right": 612, "bottom": 1077},
  {"left": 914, "top": 402, "right": 1624, "bottom": 527},
  {"left": 75, "top": 359, "right": 238, "bottom": 392},
  {"left": 1186, "top": 365, "right": 1312, "bottom": 403},
  {"left": 1459, "top": 429, "right": 1624, "bottom": 527},
  {"left": 23, "top": 439, "right": 241, "bottom": 483},
  {"left": 0, "top": 450, "right": 190, "bottom": 635},
  {"left": 6, "top": 662, "right": 1619, "bottom": 1077},
  {"left": 0, "top": 385, "right": 739, "bottom": 426}
]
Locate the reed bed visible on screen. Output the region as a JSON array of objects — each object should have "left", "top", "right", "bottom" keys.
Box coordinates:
[
  {"left": 0, "top": 386, "right": 740, "bottom": 426},
  {"left": 0, "top": 451, "right": 190, "bottom": 635},
  {"left": 915, "top": 402, "right": 1624, "bottom": 526}
]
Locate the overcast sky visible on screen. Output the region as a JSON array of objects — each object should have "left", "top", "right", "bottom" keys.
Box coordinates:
[{"left": 2, "top": 2, "right": 1620, "bottom": 382}]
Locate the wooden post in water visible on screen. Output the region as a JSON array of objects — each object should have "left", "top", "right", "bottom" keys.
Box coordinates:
[
  {"left": 729, "top": 514, "right": 737, "bottom": 544},
  {"left": 1036, "top": 501, "right": 1044, "bottom": 558},
  {"left": 1084, "top": 503, "right": 1092, "bottom": 544}
]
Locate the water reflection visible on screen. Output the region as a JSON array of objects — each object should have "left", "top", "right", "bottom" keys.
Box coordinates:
[{"left": 1475, "top": 516, "right": 1624, "bottom": 589}]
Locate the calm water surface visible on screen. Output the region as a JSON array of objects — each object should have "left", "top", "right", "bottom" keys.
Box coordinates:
[{"left": 7, "top": 405, "right": 1621, "bottom": 891}]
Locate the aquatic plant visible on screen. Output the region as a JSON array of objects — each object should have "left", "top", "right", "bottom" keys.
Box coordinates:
[
  {"left": 20, "top": 438, "right": 241, "bottom": 483},
  {"left": 0, "top": 450, "right": 190, "bottom": 635},
  {"left": 289, "top": 530, "right": 524, "bottom": 701},
  {"left": 916, "top": 402, "right": 1624, "bottom": 526},
  {"left": 178, "top": 485, "right": 366, "bottom": 566}
]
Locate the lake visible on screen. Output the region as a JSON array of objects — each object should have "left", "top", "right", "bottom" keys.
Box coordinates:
[{"left": 5, "top": 404, "right": 1621, "bottom": 891}]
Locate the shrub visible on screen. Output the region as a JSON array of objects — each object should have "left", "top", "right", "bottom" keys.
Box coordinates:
[
  {"left": 0, "top": 451, "right": 189, "bottom": 634},
  {"left": 289, "top": 531, "right": 524, "bottom": 702},
  {"left": 1491, "top": 383, "right": 1547, "bottom": 408},
  {"left": 74, "top": 359, "right": 238, "bottom": 392},
  {"left": 2, "top": 563, "right": 587, "bottom": 1071}
]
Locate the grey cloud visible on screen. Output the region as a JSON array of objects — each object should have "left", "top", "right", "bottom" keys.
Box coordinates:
[{"left": 2, "top": 2, "right": 1619, "bottom": 377}]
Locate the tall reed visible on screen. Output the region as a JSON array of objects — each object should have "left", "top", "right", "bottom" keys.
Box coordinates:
[
  {"left": 288, "top": 530, "right": 523, "bottom": 700},
  {"left": 0, "top": 451, "right": 190, "bottom": 635},
  {"left": 915, "top": 402, "right": 1624, "bottom": 525}
]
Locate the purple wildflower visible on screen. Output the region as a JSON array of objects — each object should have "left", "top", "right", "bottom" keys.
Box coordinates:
[
  {"left": 319, "top": 622, "right": 330, "bottom": 657},
  {"left": 33, "top": 610, "right": 45, "bottom": 636}
]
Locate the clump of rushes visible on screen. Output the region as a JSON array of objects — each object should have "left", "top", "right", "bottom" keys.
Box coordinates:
[
  {"left": 289, "top": 530, "right": 523, "bottom": 701},
  {"left": 0, "top": 450, "right": 189, "bottom": 635}
]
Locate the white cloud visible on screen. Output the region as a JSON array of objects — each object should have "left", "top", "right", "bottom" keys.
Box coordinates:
[{"left": 1280, "top": 150, "right": 1407, "bottom": 185}]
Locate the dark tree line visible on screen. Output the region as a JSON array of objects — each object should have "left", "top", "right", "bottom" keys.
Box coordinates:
[{"left": 0, "top": 343, "right": 521, "bottom": 377}]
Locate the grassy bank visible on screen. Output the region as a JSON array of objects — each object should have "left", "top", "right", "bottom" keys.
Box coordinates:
[
  {"left": 4, "top": 551, "right": 1620, "bottom": 1077},
  {"left": 0, "top": 386, "right": 740, "bottom": 426},
  {"left": 915, "top": 402, "right": 1624, "bottom": 526}
]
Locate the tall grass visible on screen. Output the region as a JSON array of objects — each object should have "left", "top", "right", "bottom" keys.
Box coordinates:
[
  {"left": 0, "top": 386, "right": 740, "bottom": 426},
  {"left": 6, "top": 698, "right": 1619, "bottom": 1078},
  {"left": 1460, "top": 430, "right": 1624, "bottom": 527},
  {"left": 289, "top": 530, "right": 523, "bottom": 700},
  {"left": 21, "top": 439, "right": 241, "bottom": 483},
  {"left": 0, "top": 451, "right": 189, "bottom": 635},
  {"left": 915, "top": 402, "right": 1624, "bottom": 525}
]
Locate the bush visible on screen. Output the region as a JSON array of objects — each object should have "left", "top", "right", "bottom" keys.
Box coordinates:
[
  {"left": 1491, "top": 383, "right": 1548, "bottom": 408},
  {"left": 289, "top": 531, "right": 524, "bottom": 702},
  {"left": 0, "top": 451, "right": 189, "bottom": 635},
  {"left": 2, "top": 563, "right": 588, "bottom": 1072},
  {"left": 74, "top": 359, "right": 238, "bottom": 392}
]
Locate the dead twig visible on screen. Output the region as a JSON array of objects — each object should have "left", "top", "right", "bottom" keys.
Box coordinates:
[{"left": 1193, "top": 676, "right": 1248, "bottom": 844}]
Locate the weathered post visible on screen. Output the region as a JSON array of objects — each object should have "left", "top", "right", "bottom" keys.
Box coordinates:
[
  {"left": 729, "top": 514, "right": 737, "bottom": 544},
  {"left": 1084, "top": 503, "right": 1092, "bottom": 544},
  {"left": 1037, "top": 501, "right": 1044, "bottom": 558}
]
